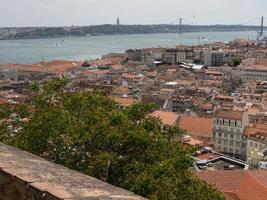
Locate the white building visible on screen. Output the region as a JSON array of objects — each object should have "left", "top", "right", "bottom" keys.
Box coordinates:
[
  {"left": 212, "top": 109, "right": 249, "bottom": 160},
  {"left": 239, "top": 65, "right": 267, "bottom": 82}
]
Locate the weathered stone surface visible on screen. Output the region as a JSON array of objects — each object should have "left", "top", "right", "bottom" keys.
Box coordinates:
[{"left": 0, "top": 143, "right": 146, "bottom": 200}]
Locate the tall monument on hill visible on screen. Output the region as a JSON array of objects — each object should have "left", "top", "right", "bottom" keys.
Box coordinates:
[{"left": 117, "top": 16, "right": 120, "bottom": 26}]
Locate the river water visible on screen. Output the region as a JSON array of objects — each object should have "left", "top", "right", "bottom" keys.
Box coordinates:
[{"left": 0, "top": 31, "right": 258, "bottom": 64}]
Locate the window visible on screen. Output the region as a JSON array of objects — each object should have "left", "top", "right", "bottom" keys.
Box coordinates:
[
  {"left": 218, "top": 133, "right": 222, "bottom": 137},
  {"left": 213, "top": 132, "right": 216, "bottom": 138},
  {"left": 230, "top": 141, "right": 234, "bottom": 146},
  {"left": 224, "top": 147, "right": 227, "bottom": 152},
  {"left": 241, "top": 143, "right": 246, "bottom": 148},
  {"left": 236, "top": 141, "right": 240, "bottom": 147},
  {"left": 224, "top": 133, "right": 228, "bottom": 138},
  {"left": 224, "top": 140, "right": 228, "bottom": 145},
  {"left": 236, "top": 135, "right": 241, "bottom": 140},
  {"left": 218, "top": 139, "right": 222, "bottom": 144},
  {"left": 255, "top": 143, "right": 258, "bottom": 148},
  {"left": 230, "top": 134, "right": 234, "bottom": 139},
  {"left": 250, "top": 142, "right": 253, "bottom": 147}
]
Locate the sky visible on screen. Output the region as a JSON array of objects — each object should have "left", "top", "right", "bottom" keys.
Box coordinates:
[{"left": 0, "top": 0, "right": 266, "bottom": 27}]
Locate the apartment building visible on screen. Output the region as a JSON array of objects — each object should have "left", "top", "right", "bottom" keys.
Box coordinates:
[
  {"left": 212, "top": 109, "right": 249, "bottom": 160},
  {"left": 162, "top": 48, "right": 195, "bottom": 64},
  {"left": 245, "top": 124, "right": 267, "bottom": 166},
  {"left": 237, "top": 59, "right": 267, "bottom": 82},
  {"left": 163, "top": 50, "right": 177, "bottom": 64},
  {"left": 176, "top": 49, "right": 195, "bottom": 64},
  {"left": 240, "top": 65, "right": 267, "bottom": 82},
  {"left": 204, "top": 51, "right": 224, "bottom": 66}
]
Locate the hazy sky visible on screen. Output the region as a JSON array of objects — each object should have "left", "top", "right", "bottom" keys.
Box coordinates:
[{"left": 1, "top": 0, "right": 266, "bottom": 27}]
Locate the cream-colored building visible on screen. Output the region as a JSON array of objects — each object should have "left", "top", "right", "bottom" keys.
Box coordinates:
[
  {"left": 212, "top": 109, "right": 249, "bottom": 160},
  {"left": 238, "top": 65, "right": 267, "bottom": 82},
  {"left": 245, "top": 124, "right": 267, "bottom": 166}
]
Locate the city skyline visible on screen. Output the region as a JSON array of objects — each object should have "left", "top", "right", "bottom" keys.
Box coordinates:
[{"left": 1, "top": 0, "right": 266, "bottom": 27}]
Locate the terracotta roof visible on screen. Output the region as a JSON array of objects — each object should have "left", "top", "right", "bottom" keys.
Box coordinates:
[
  {"left": 197, "top": 170, "right": 267, "bottom": 200},
  {"left": 194, "top": 152, "right": 221, "bottom": 161},
  {"left": 205, "top": 71, "right": 223, "bottom": 75},
  {"left": 178, "top": 116, "right": 212, "bottom": 138},
  {"left": 111, "top": 97, "right": 137, "bottom": 107},
  {"left": 141, "top": 96, "right": 166, "bottom": 108},
  {"left": 0, "top": 98, "right": 7, "bottom": 104},
  {"left": 89, "top": 59, "right": 112, "bottom": 66},
  {"left": 244, "top": 126, "right": 267, "bottom": 138},
  {"left": 149, "top": 110, "right": 178, "bottom": 126},
  {"left": 112, "top": 86, "right": 131, "bottom": 95},
  {"left": 183, "top": 138, "right": 203, "bottom": 146},
  {"left": 111, "top": 64, "right": 124, "bottom": 71},
  {"left": 255, "top": 60, "right": 267, "bottom": 66},
  {"left": 3, "top": 60, "right": 82, "bottom": 74},
  {"left": 215, "top": 110, "right": 244, "bottom": 120},
  {"left": 200, "top": 102, "right": 213, "bottom": 110}
]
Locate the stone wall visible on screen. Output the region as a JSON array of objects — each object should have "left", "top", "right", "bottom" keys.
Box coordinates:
[{"left": 0, "top": 143, "right": 146, "bottom": 200}]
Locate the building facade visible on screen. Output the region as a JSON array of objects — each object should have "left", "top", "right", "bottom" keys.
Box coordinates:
[
  {"left": 212, "top": 110, "right": 249, "bottom": 160},
  {"left": 204, "top": 51, "right": 224, "bottom": 66}
]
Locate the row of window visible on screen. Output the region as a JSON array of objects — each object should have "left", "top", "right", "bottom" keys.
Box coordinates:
[
  {"left": 213, "top": 126, "right": 241, "bottom": 134},
  {"left": 213, "top": 119, "right": 241, "bottom": 127},
  {"left": 213, "top": 132, "right": 241, "bottom": 140},
  {"left": 217, "top": 146, "right": 244, "bottom": 155},
  {"left": 249, "top": 141, "right": 265, "bottom": 149},
  {"left": 216, "top": 139, "right": 245, "bottom": 147}
]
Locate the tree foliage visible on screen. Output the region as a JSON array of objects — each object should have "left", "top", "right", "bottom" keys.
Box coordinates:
[{"left": 0, "top": 80, "right": 224, "bottom": 200}]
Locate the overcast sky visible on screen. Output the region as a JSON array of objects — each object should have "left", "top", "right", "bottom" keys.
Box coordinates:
[{"left": 1, "top": 0, "right": 266, "bottom": 27}]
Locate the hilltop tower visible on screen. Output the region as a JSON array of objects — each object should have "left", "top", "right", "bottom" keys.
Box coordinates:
[
  {"left": 258, "top": 16, "right": 264, "bottom": 40},
  {"left": 260, "top": 16, "right": 264, "bottom": 38},
  {"left": 179, "top": 18, "right": 182, "bottom": 35},
  {"left": 117, "top": 16, "right": 120, "bottom": 26}
]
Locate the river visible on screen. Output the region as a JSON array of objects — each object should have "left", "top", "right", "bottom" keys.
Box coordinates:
[{"left": 0, "top": 31, "right": 258, "bottom": 64}]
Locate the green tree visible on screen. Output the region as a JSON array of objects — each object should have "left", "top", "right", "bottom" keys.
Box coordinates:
[{"left": 1, "top": 80, "right": 224, "bottom": 200}]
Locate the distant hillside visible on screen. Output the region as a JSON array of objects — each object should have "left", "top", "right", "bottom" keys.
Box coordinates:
[{"left": 0, "top": 24, "right": 265, "bottom": 40}]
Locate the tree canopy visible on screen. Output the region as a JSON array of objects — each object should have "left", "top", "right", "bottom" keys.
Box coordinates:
[{"left": 0, "top": 79, "right": 224, "bottom": 200}]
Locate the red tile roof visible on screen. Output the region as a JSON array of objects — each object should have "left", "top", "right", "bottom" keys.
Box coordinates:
[
  {"left": 215, "top": 110, "right": 244, "bottom": 120},
  {"left": 149, "top": 110, "right": 178, "bottom": 126},
  {"left": 111, "top": 97, "right": 137, "bottom": 107},
  {"left": 197, "top": 170, "right": 267, "bottom": 200},
  {"left": 178, "top": 116, "right": 212, "bottom": 138}
]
